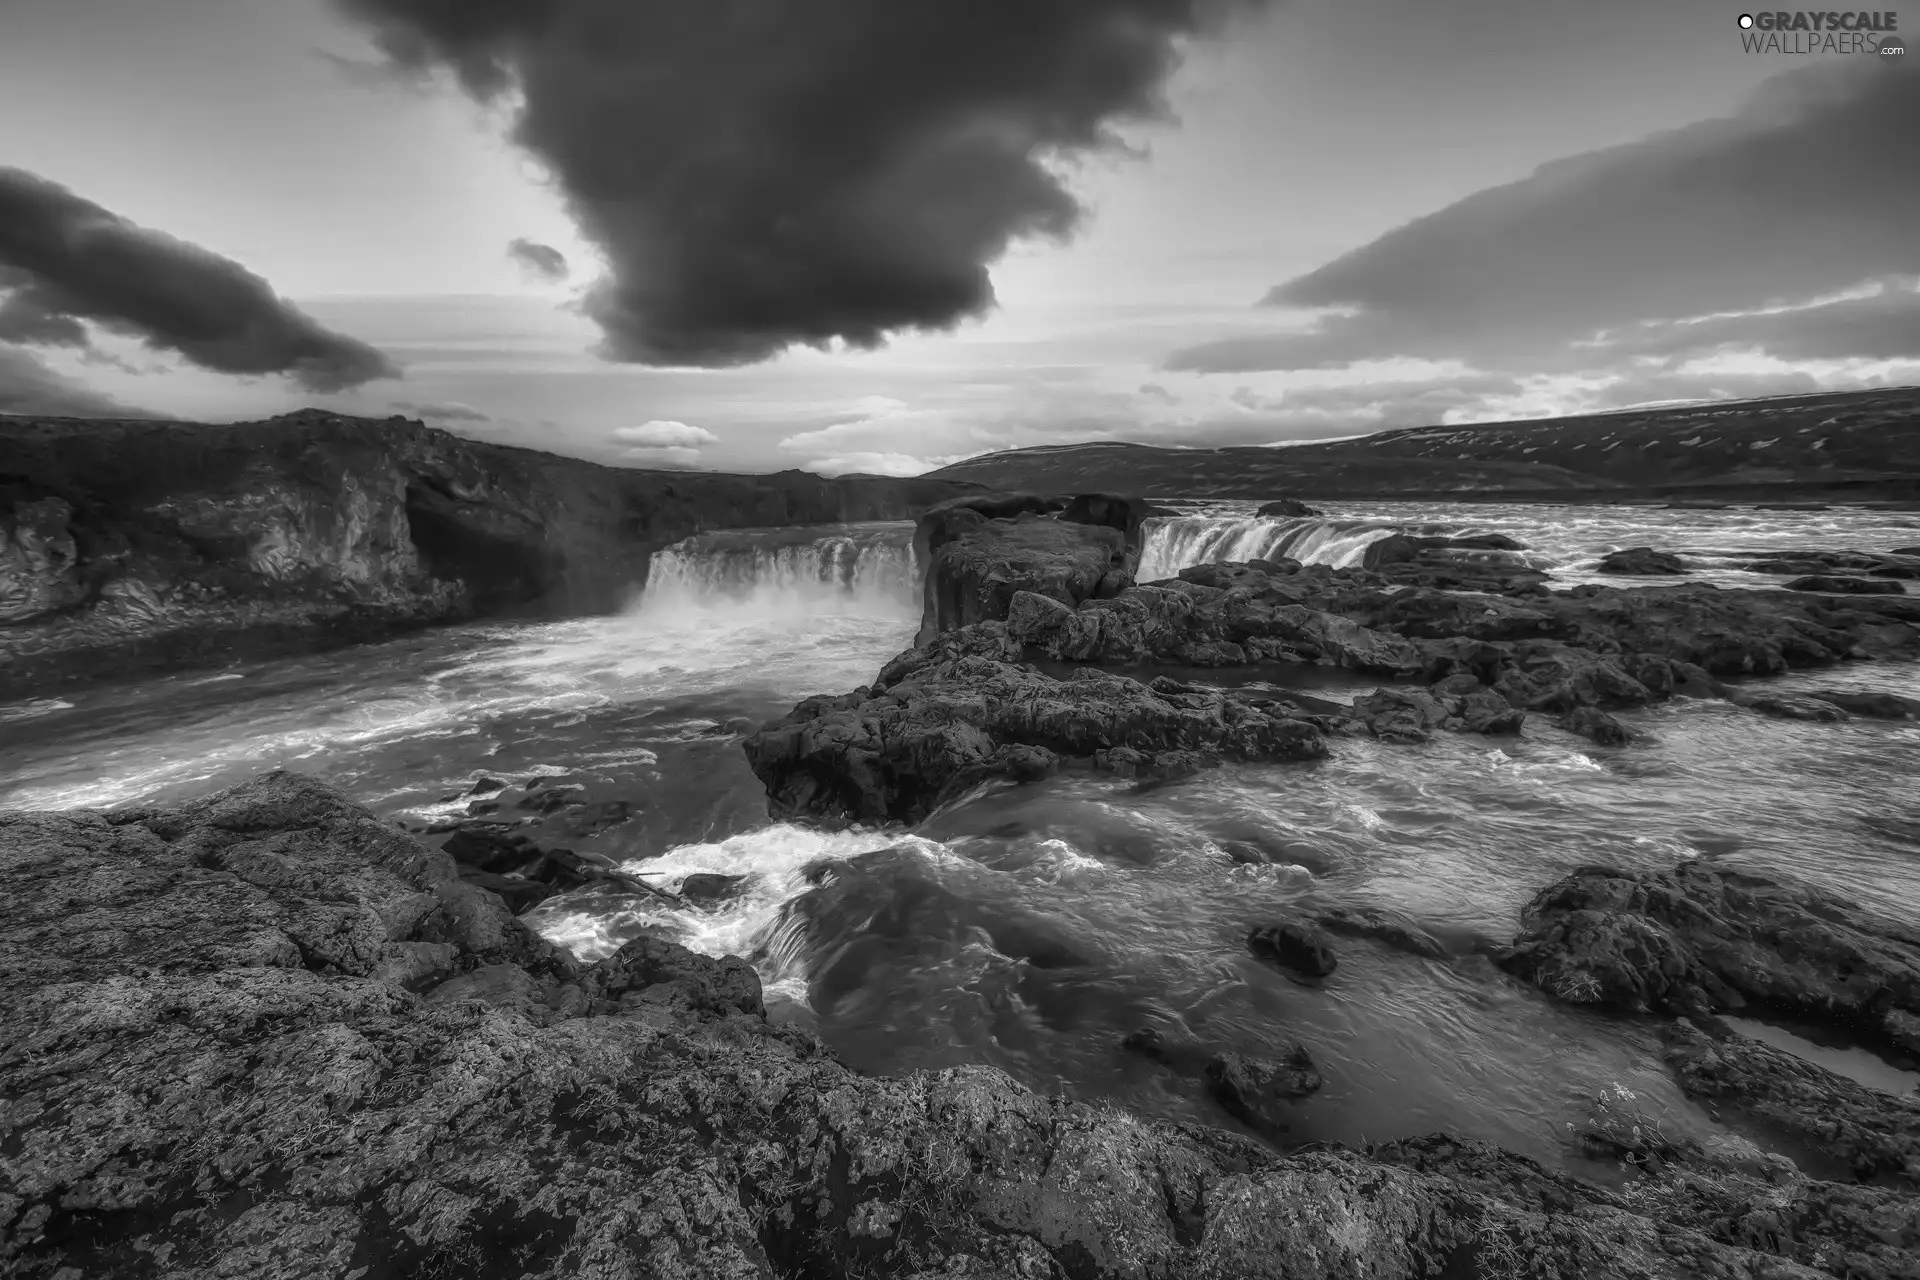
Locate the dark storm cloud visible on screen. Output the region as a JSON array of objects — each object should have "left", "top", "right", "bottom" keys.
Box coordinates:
[
  {"left": 1169, "top": 61, "right": 1920, "bottom": 374},
  {"left": 0, "top": 346, "right": 163, "bottom": 419},
  {"left": 0, "top": 167, "right": 400, "bottom": 392},
  {"left": 506, "top": 238, "right": 568, "bottom": 282},
  {"left": 334, "top": 0, "right": 1263, "bottom": 367}
]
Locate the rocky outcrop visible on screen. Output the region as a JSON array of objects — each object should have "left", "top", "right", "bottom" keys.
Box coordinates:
[
  {"left": 1256, "top": 498, "right": 1322, "bottom": 518},
  {"left": 1736, "top": 548, "right": 1920, "bottom": 580},
  {"left": 1599, "top": 547, "right": 1686, "bottom": 575},
  {"left": 1663, "top": 1021, "right": 1920, "bottom": 1184},
  {"left": 1498, "top": 862, "right": 1920, "bottom": 1057},
  {"left": 913, "top": 508, "right": 1131, "bottom": 645},
  {"left": 750, "top": 555, "right": 1920, "bottom": 818},
  {"left": 743, "top": 653, "right": 1330, "bottom": 825},
  {"left": 10, "top": 772, "right": 1915, "bottom": 1278},
  {"left": 1783, "top": 574, "right": 1906, "bottom": 595},
  {"left": 15, "top": 771, "right": 1920, "bottom": 1280},
  {"left": 1056, "top": 492, "right": 1169, "bottom": 552},
  {"left": 0, "top": 410, "right": 978, "bottom": 695}
]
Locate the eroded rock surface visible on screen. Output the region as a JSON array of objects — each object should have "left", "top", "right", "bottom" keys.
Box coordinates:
[
  {"left": 1499, "top": 861, "right": 1920, "bottom": 1053},
  {"left": 7, "top": 771, "right": 1909, "bottom": 1279}
]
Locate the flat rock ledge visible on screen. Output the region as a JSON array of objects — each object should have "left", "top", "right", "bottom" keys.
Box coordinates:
[
  {"left": 7, "top": 771, "right": 1907, "bottom": 1279},
  {"left": 744, "top": 558, "right": 1920, "bottom": 825}
]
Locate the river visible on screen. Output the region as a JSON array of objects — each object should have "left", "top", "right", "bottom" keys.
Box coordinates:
[{"left": 3, "top": 500, "right": 1916, "bottom": 1176}]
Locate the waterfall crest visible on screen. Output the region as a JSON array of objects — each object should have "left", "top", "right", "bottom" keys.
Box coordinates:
[
  {"left": 1136, "top": 516, "right": 1413, "bottom": 582},
  {"left": 637, "top": 523, "right": 918, "bottom": 618}
]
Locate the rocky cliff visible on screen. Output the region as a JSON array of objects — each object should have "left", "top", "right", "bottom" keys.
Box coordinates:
[
  {"left": 926, "top": 385, "right": 1920, "bottom": 503},
  {"left": 0, "top": 409, "right": 979, "bottom": 694}
]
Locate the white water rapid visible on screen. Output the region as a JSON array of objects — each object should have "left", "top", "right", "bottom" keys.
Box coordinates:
[{"left": 1135, "top": 515, "right": 1411, "bottom": 582}]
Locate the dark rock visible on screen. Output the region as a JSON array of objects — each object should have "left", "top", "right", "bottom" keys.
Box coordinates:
[
  {"left": 1808, "top": 689, "right": 1920, "bottom": 719},
  {"left": 455, "top": 866, "right": 553, "bottom": 914},
  {"left": 1663, "top": 1021, "right": 1920, "bottom": 1183},
  {"left": 557, "top": 799, "right": 634, "bottom": 836},
  {"left": 1352, "top": 688, "right": 1450, "bottom": 742},
  {"left": 1783, "top": 574, "right": 1905, "bottom": 594},
  {"left": 1444, "top": 533, "right": 1528, "bottom": 551},
  {"left": 679, "top": 872, "right": 748, "bottom": 905},
  {"left": 1500, "top": 862, "right": 1920, "bottom": 1054},
  {"left": 0, "top": 495, "right": 86, "bottom": 624},
  {"left": 517, "top": 782, "right": 587, "bottom": 813},
  {"left": 1599, "top": 547, "right": 1687, "bottom": 575},
  {"left": 1204, "top": 1048, "right": 1324, "bottom": 1136},
  {"left": 1056, "top": 492, "right": 1168, "bottom": 555},
  {"left": 442, "top": 823, "right": 536, "bottom": 872},
  {"left": 1092, "top": 746, "right": 1148, "bottom": 777},
  {"left": 1733, "top": 692, "right": 1851, "bottom": 722},
  {"left": 1119, "top": 1026, "right": 1212, "bottom": 1074},
  {"left": 8, "top": 771, "right": 1912, "bottom": 1280},
  {"left": 1248, "top": 920, "right": 1339, "bottom": 980},
  {"left": 1562, "top": 705, "right": 1632, "bottom": 744},
  {"left": 915, "top": 512, "right": 1129, "bottom": 645},
  {"left": 1896, "top": 546, "right": 1920, "bottom": 557},
  {"left": 466, "top": 774, "right": 508, "bottom": 796},
  {"left": 1148, "top": 748, "right": 1210, "bottom": 780},
  {"left": 745, "top": 653, "right": 1327, "bottom": 825},
  {"left": 1360, "top": 534, "right": 1424, "bottom": 569},
  {"left": 1316, "top": 906, "right": 1451, "bottom": 960},
  {"left": 1454, "top": 687, "right": 1526, "bottom": 734},
  {"left": 1255, "top": 499, "right": 1321, "bottom": 518}
]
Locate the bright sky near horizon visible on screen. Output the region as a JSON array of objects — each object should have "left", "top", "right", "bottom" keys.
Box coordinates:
[{"left": 1, "top": 0, "right": 1915, "bottom": 474}]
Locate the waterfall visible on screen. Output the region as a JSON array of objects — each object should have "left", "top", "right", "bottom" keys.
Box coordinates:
[
  {"left": 637, "top": 523, "right": 918, "bottom": 618},
  {"left": 1136, "top": 516, "right": 1415, "bottom": 582}
]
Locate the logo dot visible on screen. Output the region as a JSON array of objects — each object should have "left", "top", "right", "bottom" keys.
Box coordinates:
[{"left": 1738, "top": 13, "right": 1755, "bottom": 27}]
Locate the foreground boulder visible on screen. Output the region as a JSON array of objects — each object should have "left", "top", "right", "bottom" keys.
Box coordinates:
[
  {"left": 11, "top": 771, "right": 1898, "bottom": 1278},
  {"left": 1257, "top": 498, "right": 1322, "bottom": 518},
  {"left": 1500, "top": 861, "right": 1920, "bottom": 1056},
  {"left": 1599, "top": 547, "right": 1686, "bottom": 575}
]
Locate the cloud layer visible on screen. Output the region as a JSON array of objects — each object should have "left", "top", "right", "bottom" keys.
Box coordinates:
[
  {"left": 1170, "top": 60, "right": 1920, "bottom": 375},
  {"left": 612, "top": 419, "right": 718, "bottom": 467},
  {"left": 0, "top": 167, "right": 399, "bottom": 392},
  {"left": 334, "top": 0, "right": 1263, "bottom": 367}
]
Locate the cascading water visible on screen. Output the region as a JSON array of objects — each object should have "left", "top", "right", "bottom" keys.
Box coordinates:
[
  {"left": 1135, "top": 515, "right": 1415, "bottom": 582},
  {"left": 636, "top": 522, "right": 919, "bottom": 617}
]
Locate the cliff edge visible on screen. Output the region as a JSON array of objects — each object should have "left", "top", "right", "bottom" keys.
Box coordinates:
[{"left": 0, "top": 409, "right": 978, "bottom": 694}]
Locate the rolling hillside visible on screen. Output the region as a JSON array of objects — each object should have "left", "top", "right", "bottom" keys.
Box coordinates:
[{"left": 925, "top": 386, "right": 1920, "bottom": 502}]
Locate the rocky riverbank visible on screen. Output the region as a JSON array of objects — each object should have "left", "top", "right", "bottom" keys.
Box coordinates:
[
  {"left": 744, "top": 503, "right": 1919, "bottom": 825},
  {"left": 0, "top": 409, "right": 979, "bottom": 695},
  {"left": 6, "top": 770, "right": 1918, "bottom": 1279}
]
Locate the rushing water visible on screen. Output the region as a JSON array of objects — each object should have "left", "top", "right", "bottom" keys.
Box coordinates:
[{"left": 3, "top": 504, "right": 1916, "bottom": 1175}]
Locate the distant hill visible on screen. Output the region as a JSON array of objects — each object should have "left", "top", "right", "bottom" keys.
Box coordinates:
[{"left": 924, "top": 386, "right": 1920, "bottom": 503}]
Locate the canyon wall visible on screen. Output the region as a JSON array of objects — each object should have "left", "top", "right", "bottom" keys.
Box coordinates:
[{"left": 0, "top": 409, "right": 978, "bottom": 694}]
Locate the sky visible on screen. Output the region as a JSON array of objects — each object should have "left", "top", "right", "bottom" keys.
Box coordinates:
[{"left": 0, "top": 0, "right": 1915, "bottom": 475}]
